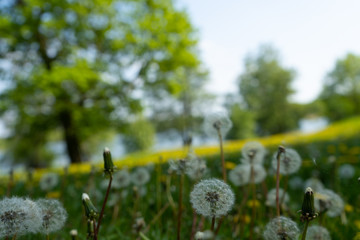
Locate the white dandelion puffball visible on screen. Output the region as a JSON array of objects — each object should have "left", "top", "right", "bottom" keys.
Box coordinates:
[
  {"left": 263, "top": 216, "right": 299, "bottom": 240},
  {"left": 266, "top": 188, "right": 290, "bottom": 207},
  {"left": 131, "top": 167, "right": 150, "bottom": 186},
  {"left": 271, "top": 148, "right": 302, "bottom": 175},
  {"left": 190, "top": 179, "right": 235, "bottom": 218},
  {"left": 314, "top": 189, "right": 344, "bottom": 217},
  {"left": 251, "top": 164, "right": 267, "bottom": 183},
  {"left": 168, "top": 159, "right": 188, "bottom": 175},
  {"left": 203, "top": 112, "right": 232, "bottom": 138},
  {"left": 0, "top": 197, "right": 42, "bottom": 238},
  {"left": 306, "top": 226, "right": 331, "bottom": 240},
  {"left": 229, "top": 164, "right": 250, "bottom": 186},
  {"left": 185, "top": 151, "right": 207, "bottom": 180},
  {"left": 39, "top": 172, "right": 60, "bottom": 191},
  {"left": 195, "top": 230, "right": 214, "bottom": 240},
  {"left": 229, "top": 164, "right": 266, "bottom": 186},
  {"left": 112, "top": 169, "right": 131, "bottom": 189},
  {"left": 36, "top": 199, "right": 68, "bottom": 234},
  {"left": 241, "top": 141, "right": 266, "bottom": 165},
  {"left": 338, "top": 164, "right": 355, "bottom": 179},
  {"left": 304, "top": 178, "right": 324, "bottom": 192}
]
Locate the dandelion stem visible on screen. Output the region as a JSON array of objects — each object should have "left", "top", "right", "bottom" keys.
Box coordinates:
[
  {"left": 46, "top": 234, "right": 50, "bottom": 240},
  {"left": 214, "top": 217, "right": 223, "bottom": 236},
  {"left": 249, "top": 165, "right": 256, "bottom": 240},
  {"left": 301, "top": 221, "right": 309, "bottom": 240},
  {"left": 95, "top": 174, "right": 113, "bottom": 239},
  {"left": 190, "top": 209, "right": 198, "bottom": 240},
  {"left": 11, "top": 234, "right": 16, "bottom": 240},
  {"left": 211, "top": 217, "right": 216, "bottom": 231},
  {"left": 276, "top": 146, "right": 285, "bottom": 217},
  {"left": 177, "top": 174, "right": 184, "bottom": 240},
  {"left": 217, "top": 130, "right": 227, "bottom": 182}
]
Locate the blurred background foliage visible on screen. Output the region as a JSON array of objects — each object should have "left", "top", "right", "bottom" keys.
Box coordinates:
[{"left": 0, "top": 0, "right": 359, "bottom": 168}]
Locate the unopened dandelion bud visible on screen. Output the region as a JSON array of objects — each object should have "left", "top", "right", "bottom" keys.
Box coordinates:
[
  {"left": 300, "top": 187, "right": 318, "bottom": 221},
  {"left": 103, "top": 147, "right": 115, "bottom": 175},
  {"left": 358, "top": 177, "right": 360, "bottom": 183},
  {"left": 82, "top": 193, "right": 98, "bottom": 220},
  {"left": 70, "top": 229, "right": 78, "bottom": 240}
]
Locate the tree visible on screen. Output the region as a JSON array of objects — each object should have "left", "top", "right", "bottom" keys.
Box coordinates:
[
  {"left": 223, "top": 94, "right": 255, "bottom": 140},
  {"left": 238, "top": 45, "right": 297, "bottom": 135},
  {"left": 319, "top": 53, "right": 360, "bottom": 121},
  {"left": 0, "top": 0, "right": 202, "bottom": 166}
]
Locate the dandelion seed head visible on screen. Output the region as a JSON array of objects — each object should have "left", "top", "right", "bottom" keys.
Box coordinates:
[
  {"left": 304, "top": 178, "right": 324, "bottom": 192},
  {"left": 195, "top": 230, "right": 213, "bottom": 239},
  {"left": 185, "top": 152, "right": 207, "bottom": 180},
  {"left": 306, "top": 225, "right": 331, "bottom": 240},
  {"left": 168, "top": 159, "right": 188, "bottom": 175},
  {"left": 266, "top": 188, "right": 290, "bottom": 207},
  {"left": 0, "top": 197, "right": 42, "bottom": 238},
  {"left": 251, "top": 164, "right": 267, "bottom": 183},
  {"left": 70, "top": 229, "right": 78, "bottom": 236},
  {"left": 263, "top": 216, "right": 299, "bottom": 240},
  {"left": 271, "top": 148, "right": 302, "bottom": 175},
  {"left": 203, "top": 112, "right": 232, "bottom": 138},
  {"left": 131, "top": 167, "right": 150, "bottom": 186},
  {"left": 39, "top": 173, "right": 60, "bottom": 191},
  {"left": 338, "top": 164, "right": 355, "bottom": 179},
  {"left": 229, "top": 164, "right": 250, "bottom": 186},
  {"left": 82, "top": 193, "right": 90, "bottom": 201},
  {"left": 315, "top": 189, "right": 344, "bottom": 217},
  {"left": 241, "top": 141, "right": 266, "bottom": 165},
  {"left": 36, "top": 199, "right": 67, "bottom": 234},
  {"left": 112, "top": 169, "right": 131, "bottom": 189},
  {"left": 190, "top": 179, "right": 234, "bottom": 218}
]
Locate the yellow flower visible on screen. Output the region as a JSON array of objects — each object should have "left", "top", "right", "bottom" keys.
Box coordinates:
[
  {"left": 247, "top": 199, "right": 260, "bottom": 208},
  {"left": 345, "top": 204, "right": 354, "bottom": 212},
  {"left": 225, "top": 161, "right": 236, "bottom": 170},
  {"left": 46, "top": 191, "right": 61, "bottom": 199},
  {"left": 354, "top": 232, "right": 360, "bottom": 240},
  {"left": 243, "top": 215, "right": 251, "bottom": 224},
  {"left": 355, "top": 220, "right": 360, "bottom": 230}
]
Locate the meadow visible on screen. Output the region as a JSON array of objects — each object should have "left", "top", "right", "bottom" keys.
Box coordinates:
[{"left": 1, "top": 116, "right": 360, "bottom": 240}]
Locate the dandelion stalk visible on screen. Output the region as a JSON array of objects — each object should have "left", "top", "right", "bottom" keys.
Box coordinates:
[
  {"left": 301, "top": 221, "right": 309, "bottom": 240},
  {"left": 177, "top": 174, "right": 184, "bottom": 240},
  {"left": 190, "top": 210, "right": 198, "bottom": 240},
  {"left": 249, "top": 164, "right": 256, "bottom": 240},
  {"left": 276, "top": 146, "right": 285, "bottom": 217},
  {"left": 211, "top": 217, "right": 216, "bottom": 231},
  {"left": 94, "top": 148, "right": 115, "bottom": 239},
  {"left": 216, "top": 129, "right": 227, "bottom": 182}
]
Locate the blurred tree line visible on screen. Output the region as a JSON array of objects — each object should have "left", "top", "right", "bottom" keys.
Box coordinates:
[
  {"left": 0, "top": 1, "right": 359, "bottom": 167},
  {"left": 226, "top": 46, "right": 360, "bottom": 140}
]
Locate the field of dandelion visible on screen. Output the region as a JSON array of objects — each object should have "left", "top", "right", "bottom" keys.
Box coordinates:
[{"left": 1, "top": 116, "right": 360, "bottom": 240}]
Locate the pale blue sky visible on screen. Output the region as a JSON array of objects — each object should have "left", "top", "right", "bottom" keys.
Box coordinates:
[{"left": 177, "top": 0, "right": 360, "bottom": 103}]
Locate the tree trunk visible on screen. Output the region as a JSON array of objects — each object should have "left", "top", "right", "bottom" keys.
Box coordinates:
[{"left": 59, "top": 110, "right": 82, "bottom": 163}]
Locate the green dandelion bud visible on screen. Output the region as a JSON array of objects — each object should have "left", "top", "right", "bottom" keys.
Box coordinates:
[
  {"left": 82, "top": 193, "right": 98, "bottom": 220},
  {"left": 103, "top": 147, "right": 115, "bottom": 175},
  {"left": 300, "top": 187, "right": 318, "bottom": 222}
]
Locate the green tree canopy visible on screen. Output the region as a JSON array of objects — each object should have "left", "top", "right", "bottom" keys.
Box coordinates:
[
  {"left": 319, "top": 53, "right": 360, "bottom": 121},
  {"left": 238, "top": 45, "right": 297, "bottom": 135},
  {"left": 0, "top": 0, "right": 202, "bottom": 166}
]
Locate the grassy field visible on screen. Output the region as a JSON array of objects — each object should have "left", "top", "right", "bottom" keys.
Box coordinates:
[{"left": 1, "top": 116, "right": 360, "bottom": 239}]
